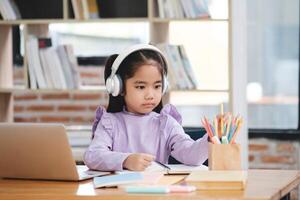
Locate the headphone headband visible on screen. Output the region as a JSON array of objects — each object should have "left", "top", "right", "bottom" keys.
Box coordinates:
[
  {"left": 106, "top": 44, "right": 169, "bottom": 96},
  {"left": 110, "top": 44, "right": 168, "bottom": 78}
]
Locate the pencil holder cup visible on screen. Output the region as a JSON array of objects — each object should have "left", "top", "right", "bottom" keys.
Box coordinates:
[{"left": 208, "top": 143, "right": 241, "bottom": 170}]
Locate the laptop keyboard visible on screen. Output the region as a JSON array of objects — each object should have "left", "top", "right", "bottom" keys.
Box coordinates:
[
  {"left": 76, "top": 165, "right": 111, "bottom": 179},
  {"left": 77, "top": 165, "right": 91, "bottom": 178}
]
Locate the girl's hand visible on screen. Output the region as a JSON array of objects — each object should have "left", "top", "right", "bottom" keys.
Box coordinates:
[{"left": 123, "top": 153, "right": 155, "bottom": 171}]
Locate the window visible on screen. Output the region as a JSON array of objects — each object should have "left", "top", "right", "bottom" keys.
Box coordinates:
[
  {"left": 247, "top": 0, "right": 299, "bottom": 130},
  {"left": 168, "top": 0, "right": 229, "bottom": 127},
  {"left": 49, "top": 23, "right": 149, "bottom": 57}
]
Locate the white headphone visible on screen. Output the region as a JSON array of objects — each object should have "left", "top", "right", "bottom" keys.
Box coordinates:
[{"left": 105, "top": 44, "right": 169, "bottom": 97}]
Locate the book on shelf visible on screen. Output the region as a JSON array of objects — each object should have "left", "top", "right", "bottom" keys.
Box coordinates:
[
  {"left": 178, "top": 45, "right": 198, "bottom": 88},
  {"left": 39, "top": 48, "right": 55, "bottom": 88},
  {"left": 57, "top": 45, "right": 80, "bottom": 89},
  {"left": 81, "top": 0, "right": 90, "bottom": 20},
  {"left": 157, "top": 0, "right": 179, "bottom": 19},
  {"left": 87, "top": 0, "right": 99, "bottom": 19},
  {"left": 157, "top": 0, "right": 210, "bottom": 19},
  {"left": 184, "top": 170, "right": 247, "bottom": 190},
  {"left": 70, "top": 0, "right": 147, "bottom": 19},
  {"left": 49, "top": 47, "right": 68, "bottom": 89},
  {"left": 155, "top": 44, "right": 179, "bottom": 89},
  {"left": 99, "top": 0, "right": 147, "bottom": 18},
  {"left": 64, "top": 44, "right": 81, "bottom": 88},
  {"left": 71, "top": 0, "right": 85, "bottom": 20},
  {"left": 168, "top": 45, "right": 194, "bottom": 89},
  {"left": 26, "top": 35, "right": 80, "bottom": 89},
  {"left": 14, "top": 0, "right": 63, "bottom": 19},
  {"left": 192, "top": 0, "right": 210, "bottom": 18},
  {"left": 0, "top": 0, "right": 21, "bottom": 20},
  {"left": 38, "top": 37, "right": 52, "bottom": 48},
  {"left": 174, "top": 0, "right": 185, "bottom": 18},
  {"left": 157, "top": 43, "right": 198, "bottom": 90},
  {"left": 39, "top": 47, "right": 66, "bottom": 89},
  {"left": 26, "top": 36, "right": 47, "bottom": 89},
  {"left": 71, "top": 0, "right": 99, "bottom": 20}
]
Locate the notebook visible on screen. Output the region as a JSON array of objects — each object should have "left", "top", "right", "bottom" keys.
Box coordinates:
[
  {"left": 93, "top": 172, "right": 144, "bottom": 188},
  {"left": 184, "top": 170, "right": 248, "bottom": 190},
  {"left": 0, "top": 123, "right": 110, "bottom": 181},
  {"left": 93, "top": 171, "right": 169, "bottom": 189}
]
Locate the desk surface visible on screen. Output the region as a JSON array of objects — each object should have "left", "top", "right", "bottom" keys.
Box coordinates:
[{"left": 0, "top": 170, "right": 299, "bottom": 200}]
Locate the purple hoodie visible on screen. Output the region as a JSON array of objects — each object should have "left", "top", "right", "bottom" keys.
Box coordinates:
[{"left": 84, "top": 104, "right": 208, "bottom": 171}]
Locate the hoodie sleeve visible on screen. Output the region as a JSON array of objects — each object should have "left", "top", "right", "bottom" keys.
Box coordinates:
[
  {"left": 160, "top": 104, "right": 209, "bottom": 165},
  {"left": 83, "top": 106, "right": 130, "bottom": 171}
]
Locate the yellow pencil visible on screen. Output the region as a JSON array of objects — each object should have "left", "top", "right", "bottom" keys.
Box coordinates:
[{"left": 220, "top": 103, "right": 224, "bottom": 115}]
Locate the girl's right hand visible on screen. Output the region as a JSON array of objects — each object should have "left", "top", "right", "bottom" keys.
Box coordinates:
[{"left": 123, "top": 153, "right": 155, "bottom": 171}]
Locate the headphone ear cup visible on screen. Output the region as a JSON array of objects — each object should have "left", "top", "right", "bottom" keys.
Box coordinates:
[
  {"left": 112, "top": 74, "right": 123, "bottom": 97},
  {"left": 105, "top": 77, "right": 113, "bottom": 94},
  {"left": 162, "top": 75, "right": 168, "bottom": 95}
]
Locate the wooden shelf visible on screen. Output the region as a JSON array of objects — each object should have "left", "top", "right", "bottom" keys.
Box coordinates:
[
  {"left": 170, "top": 89, "right": 229, "bottom": 93},
  {"left": 0, "top": 18, "right": 229, "bottom": 25},
  {"left": 152, "top": 18, "right": 229, "bottom": 23},
  {"left": 0, "top": 89, "right": 14, "bottom": 94},
  {"left": 0, "top": 18, "right": 150, "bottom": 25},
  {"left": 0, "top": 86, "right": 107, "bottom": 94}
]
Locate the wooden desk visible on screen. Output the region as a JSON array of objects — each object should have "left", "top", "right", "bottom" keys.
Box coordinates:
[{"left": 0, "top": 170, "right": 299, "bottom": 200}]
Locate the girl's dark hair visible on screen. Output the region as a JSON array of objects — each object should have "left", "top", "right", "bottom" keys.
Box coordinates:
[{"left": 104, "top": 49, "right": 168, "bottom": 113}]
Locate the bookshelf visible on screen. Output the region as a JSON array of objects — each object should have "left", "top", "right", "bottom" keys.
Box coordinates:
[{"left": 0, "top": 0, "right": 232, "bottom": 123}]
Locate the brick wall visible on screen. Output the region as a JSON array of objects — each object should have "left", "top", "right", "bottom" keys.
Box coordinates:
[
  {"left": 14, "top": 91, "right": 108, "bottom": 124},
  {"left": 249, "top": 138, "right": 299, "bottom": 170},
  {"left": 13, "top": 67, "right": 107, "bottom": 125},
  {"left": 248, "top": 138, "right": 300, "bottom": 199}
]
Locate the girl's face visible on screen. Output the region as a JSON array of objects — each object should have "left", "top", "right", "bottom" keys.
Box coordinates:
[{"left": 124, "top": 64, "right": 163, "bottom": 114}]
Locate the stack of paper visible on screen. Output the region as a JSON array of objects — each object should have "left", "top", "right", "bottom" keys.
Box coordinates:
[
  {"left": 93, "top": 172, "right": 164, "bottom": 188},
  {"left": 93, "top": 163, "right": 209, "bottom": 189},
  {"left": 184, "top": 170, "right": 247, "bottom": 190},
  {"left": 166, "top": 164, "right": 208, "bottom": 174}
]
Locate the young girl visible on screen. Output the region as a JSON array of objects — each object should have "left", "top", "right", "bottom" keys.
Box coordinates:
[{"left": 84, "top": 44, "right": 208, "bottom": 171}]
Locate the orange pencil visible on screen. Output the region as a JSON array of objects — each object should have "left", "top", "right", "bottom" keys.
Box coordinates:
[
  {"left": 204, "top": 117, "right": 214, "bottom": 136},
  {"left": 201, "top": 118, "right": 214, "bottom": 142},
  {"left": 217, "top": 116, "right": 222, "bottom": 138}
]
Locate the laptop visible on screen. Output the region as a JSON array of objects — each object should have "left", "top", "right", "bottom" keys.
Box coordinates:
[{"left": 0, "top": 123, "right": 111, "bottom": 181}]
